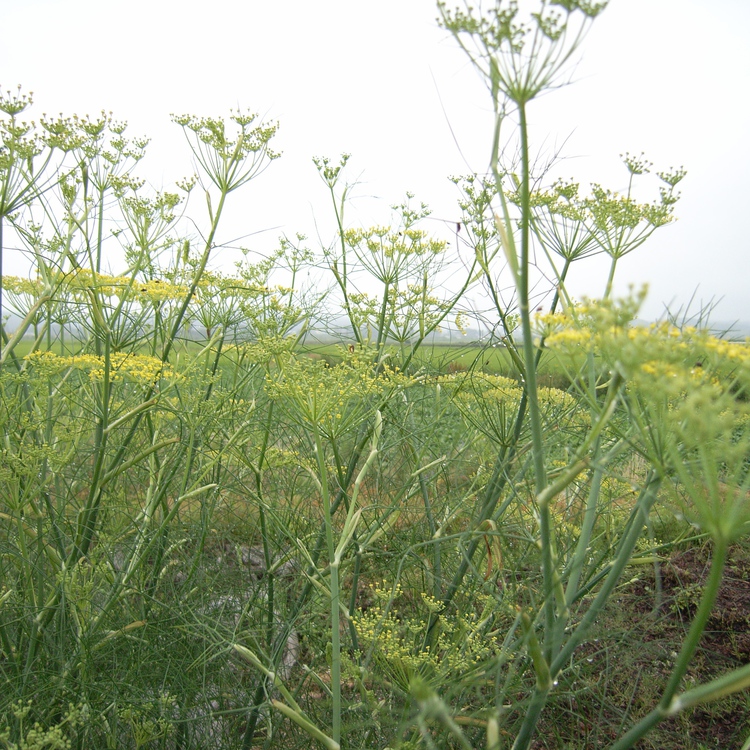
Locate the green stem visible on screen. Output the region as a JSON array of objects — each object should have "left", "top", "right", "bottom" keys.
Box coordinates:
[
  {"left": 513, "top": 473, "right": 662, "bottom": 750},
  {"left": 312, "top": 423, "right": 341, "bottom": 745},
  {"left": 328, "top": 182, "right": 363, "bottom": 347},
  {"left": 513, "top": 99, "right": 557, "bottom": 670},
  {"left": 96, "top": 184, "right": 105, "bottom": 273},
  {"left": 74, "top": 325, "right": 111, "bottom": 560},
  {"left": 607, "top": 536, "right": 729, "bottom": 750},
  {"left": 604, "top": 255, "right": 618, "bottom": 299},
  {"left": 162, "top": 187, "right": 228, "bottom": 363},
  {"left": 516, "top": 101, "right": 547, "bottom": 495},
  {"left": 552, "top": 472, "right": 661, "bottom": 674}
]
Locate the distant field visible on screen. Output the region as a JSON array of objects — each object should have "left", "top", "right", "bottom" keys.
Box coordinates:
[{"left": 300, "top": 340, "right": 578, "bottom": 386}]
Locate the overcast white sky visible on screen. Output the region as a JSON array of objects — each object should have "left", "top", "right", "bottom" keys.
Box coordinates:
[{"left": 2, "top": 0, "right": 749, "bottom": 323}]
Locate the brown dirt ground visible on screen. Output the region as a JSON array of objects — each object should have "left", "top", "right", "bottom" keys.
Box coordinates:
[{"left": 554, "top": 542, "right": 750, "bottom": 749}]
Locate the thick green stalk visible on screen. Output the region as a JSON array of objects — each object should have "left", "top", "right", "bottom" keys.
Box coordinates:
[
  {"left": 432, "top": 104, "right": 534, "bottom": 625},
  {"left": 604, "top": 255, "right": 618, "bottom": 299},
  {"left": 552, "top": 472, "right": 661, "bottom": 673},
  {"left": 513, "top": 100, "right": 558, "bottom": 670},
  {"left": 515, "top": 101, "right": 547, "bottom": 494},
  {"left": 96, "top": 184, "right": 105, "bottom": 273},
  {"left": 511, "top": 685, "right": 550, "bottom": 750},
  {"left": 374, "top": 279, "right": 392, "bottom": 351},
  {"left": 563, "top": 441, "right": 604, "bottom": 604},
  {"left": 312, "top": 422, "right": 341, "bottom": 745},
  {"left": 512, "top": 473, "right": 662, "bottom": 749}
]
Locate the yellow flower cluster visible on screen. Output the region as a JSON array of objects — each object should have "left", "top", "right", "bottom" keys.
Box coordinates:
[
  {"left": 437, "top": 372, "right": 518, "bottom": 392},
  {"left": 441, "top": 371, "right": 589, "bottom": 439},
  {"left": 544, "top": 327, "right": 592, "bottom": 348},
  {"left": 532, "top": 310, "right": 571, "bottom": 339},
  {"left": 545, "top": 300, "right": 750, "bottom": 389},
  {"left": 136, "top": 279, "right": 190, "bottom": 303},
  {"left": 24, "top": 350, "right": 180, "bottom": 385},
  {"left": 354, "top": 583, "right": 494, "bottom": 691},
  {"left": 62, "top": 269, "right": 133, "bottom": 297},
  {"left": 343, "top": 227, "right": 446, "bottom": 260},
  {"left": 2, "top": 275, "right": 45, "bottom": 296},
  {"left": 538, "top": 385, "right": 591, "bottom": 429},
  {"left": 702, "top": 335, "right": 750, "bottom": 366},
  {"left": 2, "top": 271, "right": 192, "bottom": 304},
  {"left": 543, "top": 299, "right": 750, "bottom": 496},
  {"left": 266, "top": 348, "right": 414, "bottom": 432},
  {"left": 225, "top": 337, "right": 296, "bottom": 364}
]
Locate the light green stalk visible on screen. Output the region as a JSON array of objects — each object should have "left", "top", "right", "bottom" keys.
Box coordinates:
[{"left": 310, "top": 419, "right": 342, "bottom": 744}]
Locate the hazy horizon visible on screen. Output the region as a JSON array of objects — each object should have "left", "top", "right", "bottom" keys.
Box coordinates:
[{"left": 1, "top": 0, "right": 748, "bottom": 321}]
